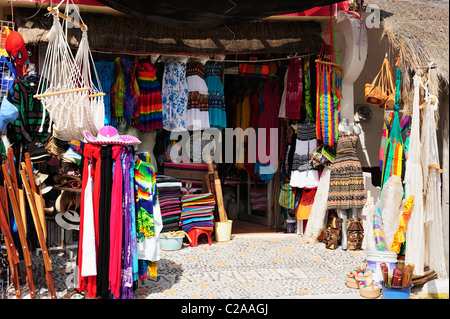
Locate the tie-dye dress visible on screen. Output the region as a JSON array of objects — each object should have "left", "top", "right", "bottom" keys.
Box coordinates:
[{"left": 134, "top": 158, "right": 162, "bottom": 279}]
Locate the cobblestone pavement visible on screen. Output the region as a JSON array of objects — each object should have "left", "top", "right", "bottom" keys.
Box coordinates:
[{"left": 3, "top": 234, "right": 447, "bottom": 299}]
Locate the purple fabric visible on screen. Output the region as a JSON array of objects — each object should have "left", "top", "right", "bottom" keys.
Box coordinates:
[{"left": 120, "top": 147, "right": 134, "bottom": 299}]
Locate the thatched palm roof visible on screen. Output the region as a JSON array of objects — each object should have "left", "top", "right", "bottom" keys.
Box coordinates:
[
  {"left": 364, "top": 0, "right": 449, "bottom": 110},
  {"left": 14, "top": 7, "right": 323, "bottom": 55}
]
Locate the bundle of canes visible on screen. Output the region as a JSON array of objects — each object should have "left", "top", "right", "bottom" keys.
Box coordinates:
[
  {"left": 0, "top": 176, "right": 21, "bottom": 298},
  {"left": 2, "top": 148, "right": 36, "bottom": 298},
  {"left": 20, "top": 153, "right": 56, "bottom": 299}
]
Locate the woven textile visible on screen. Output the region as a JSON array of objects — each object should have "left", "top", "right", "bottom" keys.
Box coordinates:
[
  {"left": 180, "top": 193, "right": 215, "bottom": 232},
  {"left": 157, "top": 174, "right": 182, "bottom": 232},
  {"left": 327, "top": 132, "right": 366, "bottom": 210}
]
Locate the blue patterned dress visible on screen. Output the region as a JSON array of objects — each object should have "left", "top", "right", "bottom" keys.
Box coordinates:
[{"left": 162, "top": 59, "right": 188, "bottom": 131}]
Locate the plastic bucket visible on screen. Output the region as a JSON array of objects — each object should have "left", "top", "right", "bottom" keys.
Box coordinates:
[
  {"left": 160, "top": 233, "right": 184, "bottom": 250},
  {"left": 214, "top": 220, "right": 233, "bottom": 242},
  {"left": 381, "top": 283, "right": 413, "bottom": 299},
  {"left": 286, "top": 219, "right": 296, "bottom": 233},
  {"left": 365, "top": 250, "right": 398, "bottom": 282}
]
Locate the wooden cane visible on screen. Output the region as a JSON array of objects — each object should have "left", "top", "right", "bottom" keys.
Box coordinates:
[
  {"left": 0, "top": 199, "right": 21, "bottom": 298},
  {"left": 205, "top": 156, "right": 228, "bottom": 222},
  {"left": 23, "top": 155, "right": 47, "bottom": 238},
  {"left": 7, "top": 149, "right": 27, "bottom": 235},
  {"left": 2, "top": 163, "right": 36, "bottom": 299},
  {"left": 20, "top": 169, "right": 56, "bottom": 299}
]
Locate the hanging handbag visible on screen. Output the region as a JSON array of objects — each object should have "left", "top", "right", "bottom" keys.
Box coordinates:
[
  {"left": 278, "top": 183, "right": 295, "bottom": 209},
  {"left": 310, "top": 144, "right": 336, "bottom": 168},
  {"left": 365, "top": 58, "right": 395, "bottom": 108},
  {"left": 384, "top": 60, "right": 396, "bottom": 109}
]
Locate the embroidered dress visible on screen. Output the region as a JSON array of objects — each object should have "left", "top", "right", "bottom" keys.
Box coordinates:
[
  {"left": 289, "top": 123, "right": 319, "bottom": 188},
  {"left": 135, "top": 61, "right": 163, "bottom": 131},
  {"left": 327, "top": 132, "right": 366, "bottom": 210},
  {"left": 162, "top": 59, "right": 188, "bottom": 131},
  {"left": 186, "top": 61, "right": 209, "bottom": 130},
  {"left": 205, "top": 61, "right": 226, "bottom": 129}
]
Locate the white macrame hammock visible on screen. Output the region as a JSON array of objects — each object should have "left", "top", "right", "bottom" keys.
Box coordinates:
[
  {"left": 420, "top": 79, "right": 448, "bottom": 279},
  {"left": 36, "top": 3, "right": 104, "bottom": 141},
  {"left": 404, "top": 74, "right": 425, "bottom": 276}
]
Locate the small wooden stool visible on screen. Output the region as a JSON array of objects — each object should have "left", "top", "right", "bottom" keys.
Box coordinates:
[{"left": 187, "top": 228, "right": 212, "bottom": 247}]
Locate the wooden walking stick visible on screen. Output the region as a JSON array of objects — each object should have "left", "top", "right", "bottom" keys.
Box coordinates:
[
  {"left": 20, "top": 169, "right": 56, "bottom": 299},
  {"left": 205, "top": 156, "right": 228, "bottom": 223},
  {"left": 2, "top": 163, "right": 36, "bottom": 299},
  {"left": 0, "top": 196, "right": 22, "bottom": 298},
  {"left": 24, "top": 153, "right": 47, "bottom": 239},
  {"left": 6, "top": 149, "right": 27, "bottom": 235}
]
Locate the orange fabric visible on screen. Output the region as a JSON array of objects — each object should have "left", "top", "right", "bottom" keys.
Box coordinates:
[{"left": 296, "top": 188, "right": 317, "bottom": 220}]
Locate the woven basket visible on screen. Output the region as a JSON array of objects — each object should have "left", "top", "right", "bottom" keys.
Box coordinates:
[
  {"left": 355, "top": 272, "right": 372, "bottom": 282},
  {"left": 345, "top": 276, "right": 359, "bottom": 289},
  {"left": 359, "top": 286, "right": 381, "bottom": 299}
]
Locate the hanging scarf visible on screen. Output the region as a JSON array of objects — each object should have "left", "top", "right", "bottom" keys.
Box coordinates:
[
  {"left": 97, "top": 145, "right": 113, "bottom": 299},
  {"left": 129, "top": 157, "right": 139, "bottom": 282},
  {"left": 121, "top": 147, "right": 134, "bottom": 299},
  {"left": 109, "top": 145, "right": 124, "bottom": 299},
  {"left": 77, "top": 144, "right": 102, "bottom": 298}
]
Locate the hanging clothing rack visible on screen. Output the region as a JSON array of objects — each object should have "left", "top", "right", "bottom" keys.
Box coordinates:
[{"left": 90, "top": 49, "right": 315, "bottom": 64}]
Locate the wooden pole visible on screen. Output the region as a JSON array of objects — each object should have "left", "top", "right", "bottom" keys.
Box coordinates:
[
  {"left": 47, "top": 6, "right": 88, "bottom": 31},
  {"left": 205, "top": 156, "right": 228, "bottom": 222},
  {"left": 33, "top": 86, "right": 90, "bottom": 99}
]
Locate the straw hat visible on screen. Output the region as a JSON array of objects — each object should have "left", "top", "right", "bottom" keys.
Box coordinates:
[
  {"left": 55, "top": 191, "right": 80, "bottom": 213},
  {"left": 55, "top": 210, "right": 80, "bottom": 231}
]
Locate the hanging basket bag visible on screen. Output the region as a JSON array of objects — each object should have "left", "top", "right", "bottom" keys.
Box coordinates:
[{"left": 365, "top": 58, "right": 395, "bottom": 108}]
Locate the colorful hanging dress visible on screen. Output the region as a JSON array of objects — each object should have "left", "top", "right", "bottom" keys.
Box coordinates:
[
  {"left": 205, "top": 61, "right": 226, "bottom": 129},
  {"left": 162, "top": 59, "right": 188, "bottom": 131},
  {"left": 135, "top": 61, "right": 163, "bottom": 131},
  {"left": 327, "top": 132, "right": 366, "bottom": 210},
  {"left": 186, "top": 61, "right": 210, "bottom": 130},
  {"left": 289, "top": 122, "right": 319, "bottom": 188}
]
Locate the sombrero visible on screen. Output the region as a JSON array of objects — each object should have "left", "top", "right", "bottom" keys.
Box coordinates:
[{"left": 83, "top": 126, "right": 141, "bottom": 146}]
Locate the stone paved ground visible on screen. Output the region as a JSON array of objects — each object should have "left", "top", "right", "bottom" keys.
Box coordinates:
[{"left": 3, "top": 234, "right": 448, "bottom": 299}]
